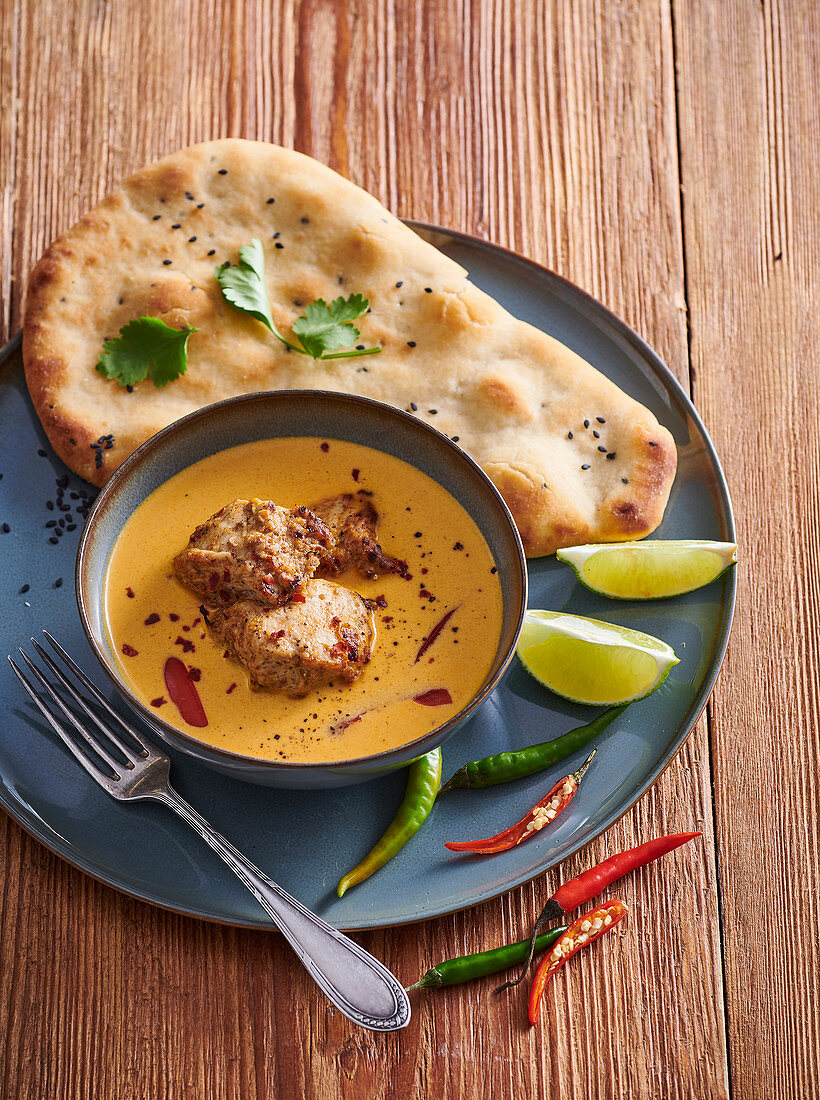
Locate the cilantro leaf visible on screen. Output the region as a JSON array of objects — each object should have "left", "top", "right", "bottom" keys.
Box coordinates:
[
  {"left": 292, "top": 296, "right": 369, "bottom": 358},
  {"left": 215, "top": 240, "right": 380, "bottom": 360},
  {"left": 214, "top": 238, "right": 276, "bottom": 331},
  {"left": 95, "top": 317, "right": 197, "bottom": 388}
]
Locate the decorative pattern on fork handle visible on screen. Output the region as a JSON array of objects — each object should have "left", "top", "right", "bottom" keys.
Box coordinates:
[{"left": 8, "top": 632, "right": 411, "bottom": 1033}]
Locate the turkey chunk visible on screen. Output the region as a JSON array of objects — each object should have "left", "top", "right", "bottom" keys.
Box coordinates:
[
  {"left": 173, "top": 499, "right": 333, "bottom": 606},
  {"left": 206, "top": 579, "right": 374, "bottom": 696},
  {"left": 311, "top": 492, "right": 409, "bottom": 579}
]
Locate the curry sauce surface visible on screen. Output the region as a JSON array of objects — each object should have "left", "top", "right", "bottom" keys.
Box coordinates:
[{"left": 105, "top": 437, "right": 503, "bottom": 763}]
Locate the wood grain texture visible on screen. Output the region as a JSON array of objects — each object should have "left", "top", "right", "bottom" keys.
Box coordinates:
[
  {"left": 674, "top": 2, "right": 820, "bottom": 1098},
  {"left": 2, "top": 0, "right": 814, "bottom": 1097}
]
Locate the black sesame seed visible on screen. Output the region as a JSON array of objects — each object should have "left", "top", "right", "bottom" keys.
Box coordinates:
[
  {"left": 337, "top": 276, "right": 344, "bottom": 284},
  {"left": 424, "top": 287, "right": 432, "bottom": 293},
  {"left": 356, "top": 345, "right": 365, "bottom": 351},
  {"left": 273, "top": 232, "right": 280, "bottom": 239},
  {"left": 218, "top": 168, "right": 228, "bottom": 175},
  {"left": 597, "top": 417, "right": 606, "bottom": 424},
  {"left": 54, "top": 527, "right": 63, "bottom": 537},
  {"left": 581, "top": 464, "right": 591, "bottom": 470},
  {"left": 648, "top": 441, "right": 657, "bottom": 447},
  {"left": 54, "top": 578, "right": 63, "bottom": 588},
  {"left": 38, "top": 448, "right": 47, "bottom": 457},
  {"left": 67, "top": 523, "right": 76, "bottom": 531},
  {"left": 410, "top": 402, "right": 418, "bottom": 411},
  {"left": 407, "top": 341, "right": 416, "bottom": 348},
  {"left": 266, "top": 197, "right": 275, "bottom": 204},
  {"left": 188, "top": 236, "right": 197, "bottom": 242},
  {"left": 163, "top": 259, "right": 172, "bottom": 265},
  {"left": 1, "top": 523, "right": 9, "bottom": 533},
  {"left": 46, "top": 501, "right": 54, "bottom": 511},
  {"left": 598, "top": 445, "right": 607, "bottom": 453},
  {"left": 57, "top": 475, "right": 68, "bottom": 488},
  {"left": 95, "top": 453, "right": 103, "bottom": 468},
  {"left": 395, "top": 281, "right": 403, "bottom": 288},
  {"left": 622, "top": 478, "right": 629, "bottom": 484},
  {"left": 197, "top": 203, "right": 205, "bottom": 209},
  {"left": 48, "top": 536, "right": 58, "bottom": 545},
  {"left": 45, "top": 520, "right": 57, "bottom": 528},
  {"left": 583, "top": 420, "right": 590, "bottom": 429},
  {"left": 275, "top": 242, "right": 284, "bottom": 249},
  {"left": 593, "top": 430, "right": 600, "bottom": 438},
  {"left": 606, "top": 452, "right": 616, "bottom": 460},
  {"left": 567, "top": 431, "right": 573, "bottom": 439},
  {"left": 153, "top": 214, "right": 161, "bottom": 220},
  {"left": 428, "top": 409, "right": 438, "bottom": 415},
  {"left": 185, "top": 191, "right": 194, "bottom": 200},
  {"left": 171, "top": 224, "right": 180, "bottom": 229},
  {"left": 19, "top": 584, "right": 29, "bottom": 594},
  {"left": 452, "top": 436, "right": 460, "bottom": 442},
  {"left": 207, "top": 249, "right": 215, "bottom": 256},
  {"left": 301, "top": 217, "right": 309, "bottom": 224},
  {"left": 126, "top": 385, "right": 133, "bottom": 393}
]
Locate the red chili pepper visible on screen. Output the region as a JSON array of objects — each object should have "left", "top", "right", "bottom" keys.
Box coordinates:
[
  {"left": 163, "top": 657, "right": 208, "bottom": 727},
  {"left": 528, "top": 899, "right": 627, "bottom": 1025},
  {"left": 444, "top": 750, "right": 595, "bottom": 855},
  {"left": 552, "top": 832, "right": 702, "bottom": 913},
  {"left": 413, "top": 688, "right": 453, "bottom": 706},
  {"left": 497, "top": 830, "right": 701, "bottom": 993}
]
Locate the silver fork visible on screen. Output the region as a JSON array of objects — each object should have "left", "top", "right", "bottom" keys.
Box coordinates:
[{"left": 8, "top": 632, "right": 411, "bottom": 1033}]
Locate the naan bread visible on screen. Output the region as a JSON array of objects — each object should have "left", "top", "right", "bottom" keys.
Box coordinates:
[{"left": 23, "top": 139, "right": 676, "bottom": 556}]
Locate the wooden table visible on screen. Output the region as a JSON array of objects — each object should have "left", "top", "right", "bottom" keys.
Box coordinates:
[{"left": 1, "top": 2, "right": 818, "bottom": 1097}]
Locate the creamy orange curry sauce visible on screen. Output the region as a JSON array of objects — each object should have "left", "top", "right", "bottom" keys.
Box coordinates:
[{"left": 105, "top": 437, "right": 503, "bottom": 764}]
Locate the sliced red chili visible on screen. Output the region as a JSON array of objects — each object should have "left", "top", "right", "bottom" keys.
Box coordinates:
[
  {"left": 528, "top": 899, "right": 627, "bottom": 1025},
  {"left": 413, "top": 688, "right": 453, "bottom": 706},
  {"left": 163, "top": 656, "right": 208, "bottom": 727},
  {"left": 444, "top": 751, "right": 595, "bottom": 855},
  {"left": 415, "top": 606, "right": 459, "bottom": 663}
]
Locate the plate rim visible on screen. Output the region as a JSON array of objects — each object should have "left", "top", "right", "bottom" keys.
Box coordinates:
[{"left": 0, "top": 223, "right": 736, "bottom": 931}]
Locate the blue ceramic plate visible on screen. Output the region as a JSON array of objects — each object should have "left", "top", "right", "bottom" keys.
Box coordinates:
[{"left": 0, "top": 225, "right": 735, "bottom": 930}]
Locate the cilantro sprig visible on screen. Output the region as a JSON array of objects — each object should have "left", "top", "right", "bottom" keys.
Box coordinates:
[
  {"left": 95, "top": 317, "right": 197, "bottom": 388},
  {"left": 215, "top": 239, "right": 381, "bottom": 361}
]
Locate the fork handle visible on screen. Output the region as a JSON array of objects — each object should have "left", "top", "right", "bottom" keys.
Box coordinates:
[{"left": 152, "top": 787, "right": 410, "bottom": 1032}]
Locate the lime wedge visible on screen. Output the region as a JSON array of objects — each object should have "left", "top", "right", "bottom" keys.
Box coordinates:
[
  {"left": 517, "top": 610, "right": 679, "bottom": 705},
  {"left": 556, "top": 540, "right": 737, "bottom": 600}
]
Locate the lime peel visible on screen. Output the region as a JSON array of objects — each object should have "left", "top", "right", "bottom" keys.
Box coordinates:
[
  {"left": 517, "top": 610, "right": 679, "bottom": 706},
  {"left": 556, "top": 539, "right": 737, "bottom": 600}
]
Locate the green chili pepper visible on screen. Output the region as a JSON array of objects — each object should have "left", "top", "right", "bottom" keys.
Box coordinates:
[
  {"left": 336, "top": 747, "right": 442, "bottom": 897},
  {"left": 439, "top": 704, "right": 627, "bottom": 793},
  {"left": 407, "top": 925, "right": 569, "bottom": 990}
]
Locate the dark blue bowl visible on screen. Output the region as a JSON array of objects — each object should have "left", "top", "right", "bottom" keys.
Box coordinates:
[{"left": 76, "top": 390, "right": 527, "bottom": 788}]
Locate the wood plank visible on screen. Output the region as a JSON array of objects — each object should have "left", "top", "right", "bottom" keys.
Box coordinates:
[
  {"left": 673, "top": 1, "right": 820, "bottom": 1097},
  {"left": 1, "top": 1, "right": 730, "bottom": 1097}
]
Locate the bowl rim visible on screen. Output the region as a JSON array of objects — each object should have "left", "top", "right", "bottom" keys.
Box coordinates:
[{"left": 75, "top": 388, "right": 527, "bottom": 771}]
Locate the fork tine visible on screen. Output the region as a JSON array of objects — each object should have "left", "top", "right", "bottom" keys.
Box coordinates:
[
  {"left": 8, "top": 657, "right": 117, "bottom": 788},
  {"left": 42, "top": 631, "right": 150, "bottom": 757},
  {"left": 16, "top": 649, "right": 127, "bottom": 775},
  {"left": 30, "top": 638, "right": 144, "bottom": 766}
]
